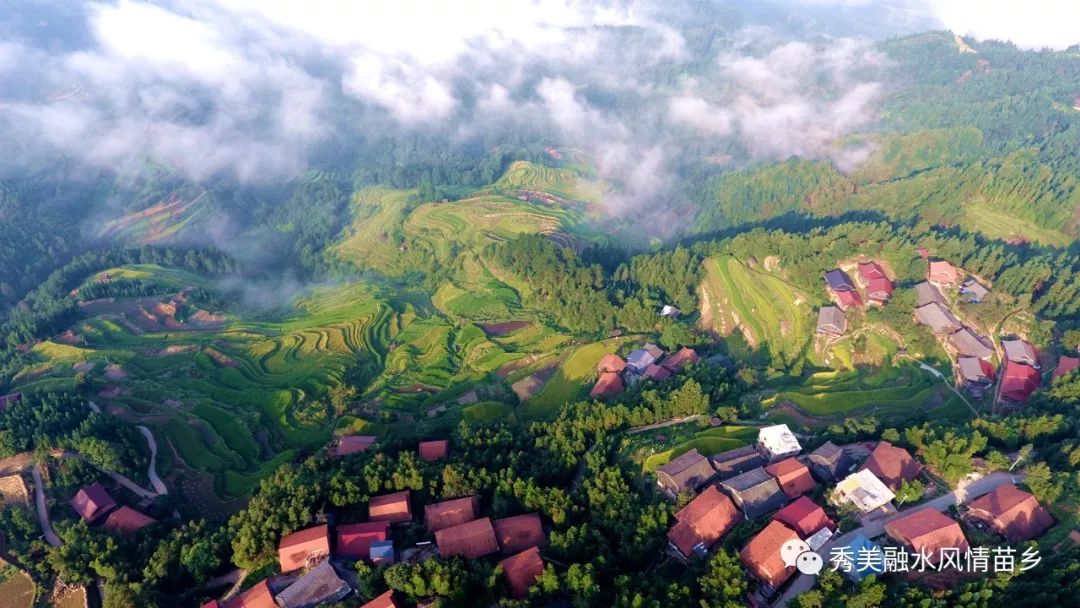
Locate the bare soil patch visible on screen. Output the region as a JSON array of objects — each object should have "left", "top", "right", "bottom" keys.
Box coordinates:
[
  {"left": 104, "top": 364, "right": 127, "bottom": 380},
  {"left": 511, "top": 366, "right": 558, "bottom": 401},
  {"left": 72, "top": 361, "right": 95, "bottom": 373},
  {"left": 202, "top": 347, "right": 238, "bottom": 367},
  {"left": 478, "top": 320, "right": 531, "bottom": 336},
  {"left": 55, "top": 330, "right": 83, "bottom": 345}
]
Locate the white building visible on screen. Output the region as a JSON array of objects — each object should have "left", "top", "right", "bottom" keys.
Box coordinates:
[
  {"left": 756, "top": 424, "right": 801, "bottom": 463},
  {"left": 832, "top": 470, "right": 895, "bottom": 513}
]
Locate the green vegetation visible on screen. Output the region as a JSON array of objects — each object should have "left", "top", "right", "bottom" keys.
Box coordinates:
[
  {"left": 640, "top": 425, "right": 760, "bottom": 472},
  {"left": 701, "top": 255, "right": 811, "bottom": 370},
  {"left": 519, "top": 341, "right": 616, "bottom": 421}
]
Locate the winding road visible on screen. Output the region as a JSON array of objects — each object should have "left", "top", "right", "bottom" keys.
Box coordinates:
[
  {"left": 774, "top": 471, "right": 1021, "bottom": 607},
  {"left": 138, "top": 425, "right": 168, "bottom": 495},
  {"left": 31, "top": 463, "right": 61, "bottom": 547}
]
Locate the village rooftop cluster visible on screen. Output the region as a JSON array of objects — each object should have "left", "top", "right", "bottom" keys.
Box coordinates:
[
  {"left": 199, "top": 439, "right": 548, "bottom": 608},
  {"left": 656, "top": 424, "right": 1054, "bottom": 606}
]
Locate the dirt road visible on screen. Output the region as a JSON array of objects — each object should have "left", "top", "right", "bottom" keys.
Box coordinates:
[
  {"left": 31, "top": 463, "right": 61, "bottom": 547},
  {"left": 138, "top": 425, "right": 168, "bottom": 495}
]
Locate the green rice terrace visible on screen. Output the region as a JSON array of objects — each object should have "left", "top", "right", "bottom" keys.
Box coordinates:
[{"left": 700, "top": 254, "right": 813, "bottom": 368}]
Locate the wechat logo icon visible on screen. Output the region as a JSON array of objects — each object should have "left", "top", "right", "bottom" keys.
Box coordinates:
[{"left": 780, "top": 539, "right": 824, "bottom": 576}]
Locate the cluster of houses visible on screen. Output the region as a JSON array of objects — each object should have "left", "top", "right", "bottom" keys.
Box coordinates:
[
  {"left": 910, "top": 259, "right": 1053, "bottom": 405},
  {"left": 655, "top": 425, "right": 1055, "bottom": 604},
  {"left": 203, "top": 440, "right": 549, "bottom": 608},
  {"left": 589, "top": 343, "right": 701, "bottom": 399},
  {"left": 816, "top": 261, "right": 894, "bottom": 337},
  {"left": 71, "top": 482, "right": 157, "bottom": 535}
]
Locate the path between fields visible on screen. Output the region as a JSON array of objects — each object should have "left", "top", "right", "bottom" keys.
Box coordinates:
[
  {"left": 774, "top": 471, "right": 1020, "bottom": 608},
  {"left": 626, "top": 415, "right": 704, "bottom": 434},
  {"left": 138, "top": 425, "right": 168, "bottom": 495},
  {"left": 31, "top": 463, "right": 62, "bottom": 547}
]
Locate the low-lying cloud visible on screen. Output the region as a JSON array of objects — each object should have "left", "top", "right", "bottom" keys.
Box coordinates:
[{"left": 0, "top": 0, "right": 1074, "bottom": 235}]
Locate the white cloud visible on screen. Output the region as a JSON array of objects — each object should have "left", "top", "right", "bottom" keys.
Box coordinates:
[
  {"left": 667, "top": 96, "right": 733, "bottom": 135},
  {"left": 926, "top": 0, "right": 1080, "bottom": 50}
]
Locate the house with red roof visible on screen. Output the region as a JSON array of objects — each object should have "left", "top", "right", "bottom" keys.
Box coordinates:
[
  {"left": 425, "top": 496, "right": 479, "bottom": 531},
  {"left": 418, "top": 439, "right": 449, "bottom": 462},
  {"left": 857, "top": 261, "right": 886, "bottom": 283},
  {"left": 359, "top": 590, "right": 399, "bottom": 608},
  {"left": 866, "top": 277, "right": 894, "bottom": 305},
  {"left": 328, "top": 435, "right": 376, "bottom": 457},
  {"left": 764, "top": 458, "right": 816, "bottom": 498},
  {"left": 101, "top": 506, "right": 156, "bottom": 535},
  {"left": 1052, "top": 356, "right": 1079, "bottom": 381},
  {"left": 859, "top": 441, "right": 922, "bottom": 491},
  {"left": 223, "top": 579, "right": 276, "bottom": 608},
  {"left": 834, "top": 288, "right": 861, "bottom": 311},
  {"left": 772, "top": 496, "right": 834, "bottom": 539},
  {"left": 667, "top": 486, "right": 741, "bottom": 559},
  {"left": 278, "top": 524, "right": 331, "bottom": 572},
  {"left": 499, "top": 546, "right": 544, "bottom": 599},
  {"left": 740, "top": 520, "right": 800, "bottom": 593},
  {"left": 597, "top": 353, "right": 626, "bottom": 374},
  {"left": 927, "top": 260, "right": 959, "bottom": 286},
  {"left": 966, "top": 483, "right": 1054, "bottom": 543},
  {"left": 885, "top": 508, "right": 969, "bottom": 563},
  {"left": 369, "top": 490, "right": 412, "bottom": 524},
  {"left": 70, "top": 482, "right": 118, "bottom": 523},
  {"left": 662, "top": 347, "right": 700, "bottom": 372},
  {"left": 493, "top": 513, "right": 547, "bottom": 554},
  {"left": 1001, "top": 361, "right": 1040, "bottom": 402},
  {"left": 435, "top": 517, "right": 499, "bottom": 559},
  {"left": 589, "top": 372, "right": 624, "bottom": 399},
  {"left": 335, "top": 521, "right": 390, "bottom": 560},
  {"left": 643, "top": 363, "right": 673, "bottom": 381}
]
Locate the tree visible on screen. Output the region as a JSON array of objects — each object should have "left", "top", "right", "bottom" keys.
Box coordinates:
[
  {"left": 698, "top": 549, "right": 748, "bottom": 608},
  {"left": 894, "top": 479, "right": 925, "bottom": 505}
]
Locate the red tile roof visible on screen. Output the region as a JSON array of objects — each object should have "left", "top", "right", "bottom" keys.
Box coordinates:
[
  {"left": 772, "top": 496, "right": 834, "bottom": 538},
  {"left": 101, "top": 506, "right": 156, "bottom": 535},
  {"left": 835, "top": 289, "right": 861, "bottom": 310},
  {"left": 857, "top": 262, "right": 886, "bottom": 282},
  {"left": 202, "top": 602, "right": 222, "bottom": 608},
  {"left": 867, "top": 277, "right": 894, "bottom": 301},
  {"left": 335, "top": 521, "right": 390, "bottom": 559},
  {"left": 662, "top": 347, "right": 700, "bottom": 372},
  {"left": 418, "top": 440, "right": 449, "bottom": 462},
  {"left": 967, "top": 483, "right": 1054, "bottom": 543},
  {"left": 499, "top": 546, "right": 544, "bottom": 599},
  {"left": 435, "top": 517, "right": 499, "bottom": 559},
  {"left": 1054, "top": 356, "right": 1080, "bottom": 380},
  {"left": 493, "top": 513, "right": 547, "bottom": 554},
  {"left": 425, "top": 496, "right": 479, "bottom": 531},
  {"left": 223, "top": 580, "right": 276, "bottom": 608},
  {"left": 359, "top": 590, "right": 399, "bottom": 608},
  {"left": 764, "top": 458, "right": 816, "bottom": 498},
  {"left": 329, "top": 435, "right": 376, "bottom": 457},
  {"left": 885, "top": 508, "right": 969, "bottom": 562},
  {"left": 860, "top": 441, "right": 922, "bottom": 491},
  {"left": 597, "top": 353, "right": 627, "bottom": 374},
  {"left": 667, "top": 486, "right": 740, "bottom": 558},
  {"left": 928, "top": 260, "right": 959, "bottom": 284},
  {"left": 1001, "top": 361, "right": 1040, "bottom": 402},
  {"left": 589, "top": 372, "right": 624, "bottom": 398},
  {"left": 70, "top": 482, "right": 117, "bottom": 523},
  {"left": 740, "top": 520, "right": 799, "bottom": 590},
  {"left": 369, "top": 490, "right": 412, "bottom": 524},
  {"left": 643, "top": 363, "right": 673, "bottom": 381},
  {"left": 278, "top": 524, "right": 330, "bottom": 572}
]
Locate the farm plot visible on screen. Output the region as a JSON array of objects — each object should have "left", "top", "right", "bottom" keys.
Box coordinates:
[
  {"left": 519, "top": 340, "right": 618, "bottom": 421},
  {"left": 491, "top": 160, "right": 606, "bottom": 207},
  {"left": 0, "top": 561, "right": 35, "bottom": 608},
  {"left": 330, "top": 187, "right": 416, "bottom": 273},
  {"left": 636, "top": 425, "right": 760, "bottom": 472},
  {"left": 700, "top": 255, "right": 812, "bottom": 368}
]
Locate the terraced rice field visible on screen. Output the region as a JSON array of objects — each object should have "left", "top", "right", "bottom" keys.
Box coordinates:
[
  {"left": 700, "top": 255, "right": 812, "bottom": 368},
  {"left": 492, "top": 160, "right": 606, "bottom": 204},
  {"left": 762, "top": 363, "right": 971, "bottom": 422},
  {"left": 97, "top": 191, "right": 212, "bottom": 244},
  {"left": 330, "top": 187, "right": 416, "bottom": 272},
  {"left": 641, "top": 426, "right": 760, "bottom": 472}
]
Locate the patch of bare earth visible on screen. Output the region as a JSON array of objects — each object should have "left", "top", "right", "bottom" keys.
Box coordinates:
[{"left": 511, "top": 366, "right": 558, "bottom": 401}]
